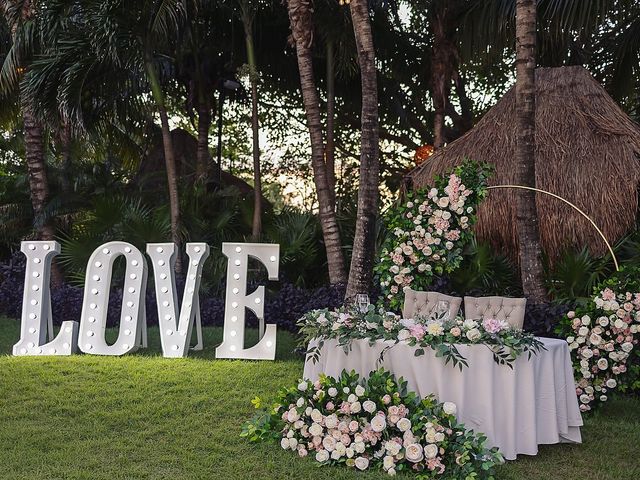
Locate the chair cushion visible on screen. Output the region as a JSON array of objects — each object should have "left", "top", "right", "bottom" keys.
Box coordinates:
[
  {"left": 402, "top": 289, "right": 462, "bottom": 320},
  {"left": 463, "top": 296, "right": 527, "bottom": 329}
]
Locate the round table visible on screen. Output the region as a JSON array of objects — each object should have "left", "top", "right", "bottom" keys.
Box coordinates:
[{"left": 303, "top": 337, "right": 582, "bottom": 460}]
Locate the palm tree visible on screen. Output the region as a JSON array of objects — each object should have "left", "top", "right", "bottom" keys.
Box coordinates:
[
  {"left": 24, "top": 0, "right": 192, "bottom": 273},
  {"left": 286, "top": 0, "right": 347, "bottom": 285},
  {"left": 514, "top": 0, "right": 547, "bottom": 302},
  {"left": 1, "top": 0, "right": 63, "bottom": 285},
  {"left": 236, "top": 0, "right": 263, "bottom": 240},
  {"left": 345, "top": 0, "right": 380, "bottom": 299}
]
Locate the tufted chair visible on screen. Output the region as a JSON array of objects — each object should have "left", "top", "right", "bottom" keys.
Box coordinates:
[
  {"left": 463, "top": 296, "right": 527, "bottom": 329},
  {"left": 402, "top": 289, "right": 462, "bottom": 320}
]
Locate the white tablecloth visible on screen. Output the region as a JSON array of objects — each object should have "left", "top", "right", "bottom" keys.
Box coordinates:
[{"left": 303, "top": 337, "right": 583, "bottom": 460}]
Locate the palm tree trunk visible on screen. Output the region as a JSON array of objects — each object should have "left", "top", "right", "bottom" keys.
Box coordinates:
[
  {"left": 345, "top": 0, "right": 380, "bottom": 299},
  {"left": 287, "top": 0, "right": 347, "bottom": 285},
  {"left": 23, "top": 102, "right": 63, "bottom": 286},
  {"left": 196, "top": 98, "right": 211, "bottom": 182},
  {"left": 325, "top": 40, "right": 337, "bottom": 204},
  {"left": 515, "top": 0, "right": 547, "bottom": 302},
  {"left": 145, "top": 58, "right": 183, "bottom": 274},
  {"left": 242, "top": 16, "right": 262, "bottom": 240}
]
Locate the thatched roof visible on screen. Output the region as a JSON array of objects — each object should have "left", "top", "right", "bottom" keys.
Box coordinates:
[{"left": 408, "top": 66, "right": 640, "bottom": 261}]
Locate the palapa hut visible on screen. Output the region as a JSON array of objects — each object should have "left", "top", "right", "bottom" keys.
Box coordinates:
[{"left": 407, "top": 66, "right": 640, "bottom": 261}]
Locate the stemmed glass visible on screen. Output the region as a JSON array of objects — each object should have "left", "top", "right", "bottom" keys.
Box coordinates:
[
  {"left": 435, "top": 300, "right": 450, "bottom": 322},
  {"left": 356, "top": 294, "right": 370, "bottom": 314}
]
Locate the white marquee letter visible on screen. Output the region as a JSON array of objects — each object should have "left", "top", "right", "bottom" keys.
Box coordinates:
[
  {"left": 13, "top": 241, "right": 78, "bottom": 356},
  {"left": 215, "top": 242, "right": 279, "bottom": 360},
  {"left": 147, "top": 243, "right": 209, "bottom": 357},
  {"left": 78, "top": 242, "right": 148, "bottom": 355}
]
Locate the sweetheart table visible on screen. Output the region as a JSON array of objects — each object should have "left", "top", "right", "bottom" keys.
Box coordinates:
[{"left": 303, "top": 337, "right": 583, "bottom": 460}]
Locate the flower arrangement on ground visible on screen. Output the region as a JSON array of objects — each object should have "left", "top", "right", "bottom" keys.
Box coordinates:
[
  {"left": 298, "top": 306, "right": 544, "bottom": 369},
  {"left": 559, "top": 285, "right": 639, "bottom": 412},
  {"left": 376, "top": 160, "right": 493, "bottom": 310},
  {"left": 242, "top": 369, "right": 503, "bottom": 478}
]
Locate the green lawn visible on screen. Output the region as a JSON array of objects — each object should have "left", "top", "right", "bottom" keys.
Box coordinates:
[{"left": 1, "top": 317, "right": 639, "bottom": 480}]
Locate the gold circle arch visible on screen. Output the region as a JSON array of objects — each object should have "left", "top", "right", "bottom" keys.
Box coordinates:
[{"left": 487, "top": 185, "right": 620, "bottom": 272}]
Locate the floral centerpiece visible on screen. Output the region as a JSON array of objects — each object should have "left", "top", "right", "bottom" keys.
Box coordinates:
[
  {"left": 298, "top": 306, "right": 544, "bottom": 370},
  {"left": 559, "top": 286, "right": 640, "bottom": 412},
  {"left": 376, "top": 160, "right": 493, "bottom": 310},
  {"left": 242, "top": 369, "right": 503, "bottom": 478}
]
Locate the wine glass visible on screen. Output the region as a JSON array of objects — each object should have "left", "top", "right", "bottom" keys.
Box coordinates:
[
  {"left": 435, "top": 300, "right": 450, "bottom": 321},
  {"left": 356, "top": 294, "right": 370, "bottom": 314}
]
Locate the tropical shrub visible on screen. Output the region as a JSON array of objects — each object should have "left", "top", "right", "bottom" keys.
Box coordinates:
[{"left": 376, "top": 160, "right": 492, "bottom": 310}]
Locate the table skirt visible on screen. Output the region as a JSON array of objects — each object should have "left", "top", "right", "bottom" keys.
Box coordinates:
[{"left": 303, "top": 337, "right": 583, "bottom": 460}]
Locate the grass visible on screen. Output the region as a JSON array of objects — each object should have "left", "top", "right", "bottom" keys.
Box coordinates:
[{"left": 0, "top": 317, "right": 639, "bottom": 480}]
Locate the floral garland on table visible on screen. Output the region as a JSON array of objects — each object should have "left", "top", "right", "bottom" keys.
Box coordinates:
[
  {"left": 559, "top": 286, "right": 640, "bottom": 412},
  {"left": 298, "top": 306, "right": 545, "bottom": 370},
  {"left": 376, "top": 160, "right": 493, "bottom": 310},
  {"left": 242, "top": 369, "right": 503, "bottom": 478}
]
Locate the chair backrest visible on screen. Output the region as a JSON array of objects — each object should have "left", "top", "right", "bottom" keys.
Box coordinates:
[
  {"left": 463, "top": 296, "right": 527, "bottom": 329},
  {"left": 402, "top": 289, "right": 462, "bottom": 320}
]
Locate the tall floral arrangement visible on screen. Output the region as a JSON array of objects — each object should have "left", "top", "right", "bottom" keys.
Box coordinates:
[
  {"left": 558, "top": 267, "right": 640, "bottom": 412},
  {"left": 242, "top": 369, "right": 502, "bottom": 478},
  {"left": 376, "top": 160, "right": 492, "bottom": 310}
]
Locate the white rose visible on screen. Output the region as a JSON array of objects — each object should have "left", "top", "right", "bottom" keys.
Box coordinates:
[
  {"left": 311, "top": 409, "right": 323, "bottom": 423},
  {"left": 346, "top": 448, "right": 354, "bottom": 459},
  {"left": 287, "top": 409, "right": 300, "bottom": 423},
  {"left": 383, "top": 455, "right": 395, "bottom": 470},
  {"left": 578, "top": 326, "right": 589, "bottom": 336},
  {"left": 614, "top": 319, "right": 625, "bottom": 329},
  {"left": 288, "top": 437, "right": 298, "bottom": 449},
  {"left": 322, "top": 436, "right": 337, "bottom": 452},
  {"left": 328, "top": 387, "right": 338, "bottom": 397},
  {"left": 354, "top": 456, "right": 369, "bottom": 470},
  {"left": 598, "top": 316, "right": 609, "bottom": 327},
  {"left": 371, "top": 414, "right": 387, "bottom": 432},
  {"left": 280, "top": 438, "right": 290, "bottom": 449},
  {"left": 363, "top": 400, "right": 376, "bottom": 413},
  {"left": 298, "top": 381, "right": 308, "bottom": 391},
  {"left": 343, "top": 387, "right": 350, "bottom": 394},
  {"left": 388, "top": 468, "right": 396, "bottom": 476},
  {"left": 462, "top": 319, "right": 478, "bottom": 330},
  {"left": 348, "top": 394, "right": 358, "bottom": 403},
  {"left": 581, "top": 315, "right": 591, "bottom": 326},
  {"left": 355, "top": 385, "right": 366, "bottom": 397},
  {"left": 296, "top": 397, "right": 304, "bottom": 408},
  {"left": 622, "top": 342, "right": 633, "bottom": 353},
  {"left": 606, "top": 378, "right": 617, "bottom": 389},
  {"left": 325, "top": 414, "right": 339, "bottom": 429},
  {"left": 466, "top": 328, "right": 482, "bottom": 342},
  {"left": 443, "top": 401, "right": 457, "bottom": 416},
  {"left": 385, "top": 440, "right": 401, "bottom": 456},
  {"left": 351, "top": 401, "right": 362, "bottom": 413},
  {"left": 335, "top": 442, "right": 346, "bottom": 456},
  {"left": 405, "top": 443, "right": 424, "bottom": 463},
  {"left": 315, "top": 450, "right": 330, "bottom": 462},
  {"left": 309, "top": 423, "right": 323, "bottom": 436},
  {"left": 354, "top": 441, "right": 366, "bottom": 453},
  {"left": 398, "top": 329, "right": 411, "bottom": 341},
  {"left": 423, "top": 443, "right": 438, "bottom": 459},
  {"left": 396, "top": 418, "right": 412, "bottom": 432}
]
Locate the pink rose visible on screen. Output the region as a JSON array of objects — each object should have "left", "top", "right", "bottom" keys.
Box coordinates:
[
  {"left": 382, "top": 395, "right": 391, "bottom": 405},
  {"left": 349, "top": 421, "right": 359, "bottom": 432},
  {"left": 450, "top": 327, "right": 461, "bottom": 337},
  {"left": 326, "top": 402, "right": 335, "bottom": 411}
]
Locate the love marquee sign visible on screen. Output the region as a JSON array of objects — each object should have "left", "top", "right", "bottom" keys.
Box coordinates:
[{"left": 12, "top": 240, "right": 280, "bottom": 360}]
